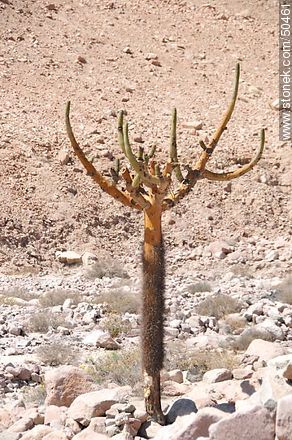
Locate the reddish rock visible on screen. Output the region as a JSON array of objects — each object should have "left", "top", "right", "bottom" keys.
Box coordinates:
[
  {"left": 45, "top": 365, "right": 97, "bottom": 407},
  {"left": 209, "top": 405, "right": 275, "bottom": 440}
]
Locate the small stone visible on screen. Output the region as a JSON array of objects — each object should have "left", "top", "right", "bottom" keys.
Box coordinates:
[
  {"left": 232, "top": 368, "right": 253, "bottom": 380},
  {"left": 133, "top": 136, "right": 144, "bottom": 143},
  {"left": 282, "top": 362, "right": 292, "bottom": 380},
  {"left": 182, "top": 121, "right": 203, "bottom": 130},
  {"left": 168, "top": 369, "right": 183, "bottom": 383},
  {"left": 56, "top": 251, "right": 82, "bottom": 265},
  {"left": 144, "top": 53, "right": 158, "bottom": 60},
  {"left": 203, "top": 368, "right": 233, "bottom": 383},
  {"left": 57, "top": 150, "right": 70, "bottom": 165},
  {"left": 82, "top": 330, "right": 120, "bottom": 350},
  {"left": 270, "top": 98, "right": 282, "bottom": 110},
  {"left": 265, "top": 250, "right": 279, "bottom": 262},
  {"left": 77, "top": 56, "right": 87, "bottom": 64},
  {"left": 151, "top": 59, "right": 161, "bottom": 67},
  {"left": 123, "top": 47, "right": 132, "bottom": 54}
]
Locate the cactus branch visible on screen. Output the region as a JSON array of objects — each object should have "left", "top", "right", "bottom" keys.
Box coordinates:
[
  {"left": 121, "top": 168, "right": 151, "bottom": 209},
  {"left": 123, "top": 122, "right": 161, "bottom": 187},
  {"left": 118, "top": 111, "right": 126, "bottom": 155},
  {"left": 169, "top": 108, "right": 184, "bottom": 182},
  {"left": 65, "top": 102, "right": 138, "bottom": 209},
  {"left": 203, "top": 129, "right": 265, "bottom": 181},
  {"left": 194, "top": 63, "right": 240, "bottom": 172}
]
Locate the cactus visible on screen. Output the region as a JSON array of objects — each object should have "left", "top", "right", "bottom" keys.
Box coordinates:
[{"left": 65, "top": 64, "right": 265, "bottom": 425}]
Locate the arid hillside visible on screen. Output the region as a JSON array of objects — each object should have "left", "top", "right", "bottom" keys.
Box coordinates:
[{"left": 0, "top": 0, "right": 290, "bottom": 277}]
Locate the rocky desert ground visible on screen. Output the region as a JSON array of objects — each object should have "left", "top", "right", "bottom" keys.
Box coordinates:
[{"left": 0, "top": 0, "right": 291, "bottom": 439}]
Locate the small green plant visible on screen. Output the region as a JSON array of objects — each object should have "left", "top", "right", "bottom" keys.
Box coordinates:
[
  {"left": 35, "top": 343, "right": 79, "bottom": 366},
  {"left": 100, "top": 314, "right": 131, "bottom": 338},
  {"left": 85, "top": 349, "right": 141, "bottom": 390},
  {"left": 197, "top": 293, "right": 243, "bottom": 319}
]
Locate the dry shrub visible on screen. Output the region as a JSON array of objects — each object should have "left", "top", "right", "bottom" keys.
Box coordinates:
[
  {"left": 197, "top": 293, "right": 243, "bottom": 319},
  {"left": 25, "top": 311, "right": 69, "bottom": 333},
  {"left": 188, "top": 281, "right": 212, "bottom": 294},
  {"left": 100, "top": 314, "right": 131, "bottom": 338},
  {"left": 230, "top": 263, "right": 254, "bottom": 279},
  {"left": 166, "top": 340, "right": 239, "bottom": 380},
  {"left": 275, "top": 276, "right": 292, "bottom": 304},
  {"left": 21, "top": 384, "right": 46, "bottom": 406},
  {"left": 224, "top": 313, "right": 247, "bottom": 333},
  {"left": 229, "top": 327, "right": 274, "bottom": 351},
  {"left": 86, "top": 348, "right": 141, "bottom": 390},
  {"left": 0, "top": 288, "right": 36, "bottom": 302},
  {"left": 35, "top": 343, "right": 79, "bottom": 366},
  {"left": 39, "top": 289, "right": 82, "bottom": 308},
  {"left": 96, "top": 290, "right": 140, "bottom": 314},
  {"left": 84, "top": 258, "right": 128, "bottom": 280}
]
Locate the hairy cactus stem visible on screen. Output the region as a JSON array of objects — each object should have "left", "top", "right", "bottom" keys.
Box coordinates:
[{"left": 142, "top": 199, "right": 165, "bottom": 424}]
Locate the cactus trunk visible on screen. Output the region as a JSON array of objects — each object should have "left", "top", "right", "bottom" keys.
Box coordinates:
[{"left": 142, "top": 201, "right": 165, "bottom": 424}]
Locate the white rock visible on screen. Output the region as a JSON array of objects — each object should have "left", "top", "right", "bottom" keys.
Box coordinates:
[{"left": 56, "top": 251, "right": 82, "bottom": 265}]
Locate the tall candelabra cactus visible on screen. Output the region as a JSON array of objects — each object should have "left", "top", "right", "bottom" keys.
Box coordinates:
[{"left": 65, "top": 64, "right": 265, "bottom": 424}]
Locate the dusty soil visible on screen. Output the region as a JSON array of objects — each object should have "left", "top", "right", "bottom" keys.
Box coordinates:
[{"left": 0, "top": 0, "right": 291, "bottom": 278}]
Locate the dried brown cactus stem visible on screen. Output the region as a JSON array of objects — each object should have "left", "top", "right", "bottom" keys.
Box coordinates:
[
  {"left": 66, "top": 102, "right": 139, "bottom": 209},
  {"left": 142, "top": 200, "right": 165, "bottom": 425}
]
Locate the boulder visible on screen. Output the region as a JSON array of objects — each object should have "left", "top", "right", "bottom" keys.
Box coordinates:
[
  {"left": 203, "top": 369, "right": 232, "bottom": 384},
  {"left": 44, "top": 405, "right": 67, "bottom": 428},
  {"left": 43, "top": 432, "right": 69, "bottom": 440},
  {"left": 68, "top": 387, "right": 131, "bottom": 426},
  {"left": 153, "top": 408, "right": 226, "bottom": 440},
  {"left": 245, "top": 339, "right": 287, "bottom": 362},
  {"left": 276, "top": 394, "right": 292, "bottom": 440},
  {"left": 209, "top": 405, "right": 275, "bottom": 440},
  {"left": 83, "top": 330, "right": 120, "bottom": 350},
  {"left": 45, "top": 365, "right": 97, "bottom": 407},
  {"left": 72, "top": 431, "right": 109, "bottom": 440},
  {"left": 165, "top": 398, "right": 197, "bottom": 424},
  {"left": 21, "top": 425, "right": 54, "bottom": 440}
]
